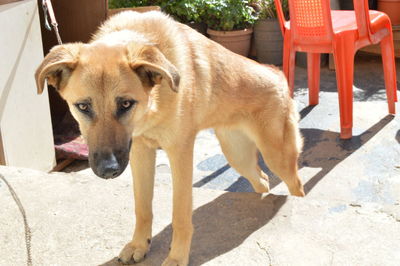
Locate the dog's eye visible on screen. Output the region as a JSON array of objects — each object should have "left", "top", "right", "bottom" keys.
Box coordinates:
[
  {"left": 74, "top": 102, "right": 92, "bottom": 116},
  {"left": 119, "top": 100, "right": 136, "bottom": 111},
  {"left": 77, "top": 103, "right": 89, "bottom": 111},
  {"left": 116, "top": 99, "right": 136, "bottom": 117},
  {"left": 121, "top": 100, "right": 133, "bottom": 110}
]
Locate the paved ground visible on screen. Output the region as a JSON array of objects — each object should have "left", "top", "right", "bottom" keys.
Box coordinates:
[{"left": 1, "top": 53, "right": 400, "bottom": 265}]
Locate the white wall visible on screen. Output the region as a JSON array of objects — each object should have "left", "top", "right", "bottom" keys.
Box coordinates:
[{"left": 0, "top": 0, "right": 55, "bottom": 171}]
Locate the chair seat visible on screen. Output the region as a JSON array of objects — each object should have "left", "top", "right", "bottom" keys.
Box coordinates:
[
  {"left": 331, "top": 10, "right": 389, "bottom": 34},
  {"left": 284, "top": 10, "right": 390, "bottom": 35}
]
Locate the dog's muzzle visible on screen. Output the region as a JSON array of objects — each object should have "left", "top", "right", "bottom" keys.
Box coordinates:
[{"left": 90, "top": 149, "right": 129, "bottom": 179}]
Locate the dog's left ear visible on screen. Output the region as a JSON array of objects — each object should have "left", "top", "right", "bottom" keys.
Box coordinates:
[{"left": 129, "top": 45, "right": 180, "bottom": 92}]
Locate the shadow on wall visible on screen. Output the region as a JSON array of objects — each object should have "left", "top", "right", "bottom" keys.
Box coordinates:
[{"left": 100, "top": 193, "right": 287, "bottom": 266}]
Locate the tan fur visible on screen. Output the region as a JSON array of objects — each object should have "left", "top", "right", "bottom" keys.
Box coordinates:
[{"left": 35, "top": 11, "right": 304, "bottom": 266}]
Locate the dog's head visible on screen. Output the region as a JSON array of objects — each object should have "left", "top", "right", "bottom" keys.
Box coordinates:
[{"left": 35, "top": 42, "right": 180, "bottom": 179}]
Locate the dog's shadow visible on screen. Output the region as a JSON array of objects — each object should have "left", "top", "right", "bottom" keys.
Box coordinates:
[{"left": 100, "top": 193, "right": 286, "bottom": 266}]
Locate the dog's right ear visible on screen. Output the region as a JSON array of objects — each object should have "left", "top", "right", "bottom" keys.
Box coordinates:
[{"left": 35, "top": 43, "right": 81, "bottom": 94}]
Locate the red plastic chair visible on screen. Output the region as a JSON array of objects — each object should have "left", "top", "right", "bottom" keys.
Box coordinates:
[{"left": 274, "top": 0, "right": 398, "bottom": 139}]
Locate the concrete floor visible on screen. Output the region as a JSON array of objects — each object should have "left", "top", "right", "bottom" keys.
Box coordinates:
[{"left": 1, "top": 53, "right": 400, "bottom": 265}]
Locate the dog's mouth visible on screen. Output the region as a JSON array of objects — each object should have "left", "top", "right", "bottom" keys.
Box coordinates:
[{"left": 89, "top": 140, "right": 132, "bottom": 179}]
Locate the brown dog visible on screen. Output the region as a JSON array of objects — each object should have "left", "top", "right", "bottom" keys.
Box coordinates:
[{"left": 35, "top": 11, "right": 304, "bottom": 266}]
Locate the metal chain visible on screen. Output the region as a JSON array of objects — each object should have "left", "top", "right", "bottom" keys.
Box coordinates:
[
  {"left": 42, "top": 0, "right": 62, "bottom": 45},
  {"left": 0, "top": 174, "right": 32, "bottom": 266}
]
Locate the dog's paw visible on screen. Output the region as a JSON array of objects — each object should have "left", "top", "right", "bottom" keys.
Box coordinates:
[
  {"left": 254, "top": 178, "right": 270, "bottom": 193},
  {"left": 161, "top": 256, "right": 188, "bottom": 266},
  {"left": 118, "top": 240, "right": 150, "bottom": 264},
  {"left": 250, "top": 174, "right": 270, "bottom": 194}
]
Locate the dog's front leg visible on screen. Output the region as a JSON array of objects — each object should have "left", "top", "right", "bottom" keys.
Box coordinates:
[
  {"left": 119, "top": 138, "right": 156, "bottom": 264},
  {"left": 162, "top": 140, "right": 195, "bottom": 266}
]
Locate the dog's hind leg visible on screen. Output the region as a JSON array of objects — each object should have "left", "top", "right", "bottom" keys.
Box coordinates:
[
  {"left": 249, "top": 114, "right": 305, "bottom": 197},
  {"left": 215, "top": 128, "right": 270, "bottom": 193}
]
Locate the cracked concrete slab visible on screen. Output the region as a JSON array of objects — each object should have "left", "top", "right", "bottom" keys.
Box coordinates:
[{"left": 1, "top": 166, "right": 399, "bottom": 266}]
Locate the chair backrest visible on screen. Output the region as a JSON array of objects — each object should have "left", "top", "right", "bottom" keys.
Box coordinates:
[
  {"left": 274, "top": 0, "right": 374, "bottom": 44},
  {"left": 288, "top": 0, "right": 334, "bottom": 45},
  {"left": 274, "top": 0, "right": 287, "bottom": 37}
]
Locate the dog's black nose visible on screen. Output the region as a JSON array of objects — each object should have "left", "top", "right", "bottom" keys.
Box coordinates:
[{"left": 95, "top": 152, "right": 121, "bottom": 179}]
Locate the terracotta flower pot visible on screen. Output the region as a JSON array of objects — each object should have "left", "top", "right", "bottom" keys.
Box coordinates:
[
  {"left": 207, "top": 28, "right": 253, "bottom": 57},
  {"left": 378, "top": 0, "right": 400, "bottom": 25}
]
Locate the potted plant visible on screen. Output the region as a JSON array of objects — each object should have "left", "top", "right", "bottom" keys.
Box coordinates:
[
  {"left": 161, "top": 0, "right": 207, "bottom": 35},
  {"left": 251, "top": 0, "right": 288, "bottom": 65},
  {"left": 203, "top": 0, "right": 257, "bottom": 57},
  {"left": 108, "top": 0, "right": 161, "bottom": 17}
]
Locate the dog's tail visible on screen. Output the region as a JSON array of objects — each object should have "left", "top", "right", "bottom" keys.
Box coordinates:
[{"left": 284, "top": 96, "right": 303, "bottom": 155}]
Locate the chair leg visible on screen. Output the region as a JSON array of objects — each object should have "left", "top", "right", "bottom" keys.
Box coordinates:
[
  {"left": 283, "top": 31, "right": 295, "bottom": 97},
  {"left": 333, "top": 36, "right": 355, "bottom": 139},
  {"left": 283, "top": 33, "right": 290, "bottom": 80},
  {"left": 380, "top": 31, "right": 398, "bottom": 114},
  {"left": 307, "top": 53, "right": 321, "bottom": 106},
  {"left": 288, "top": 50, "right": 296, "bottom": 96}
]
